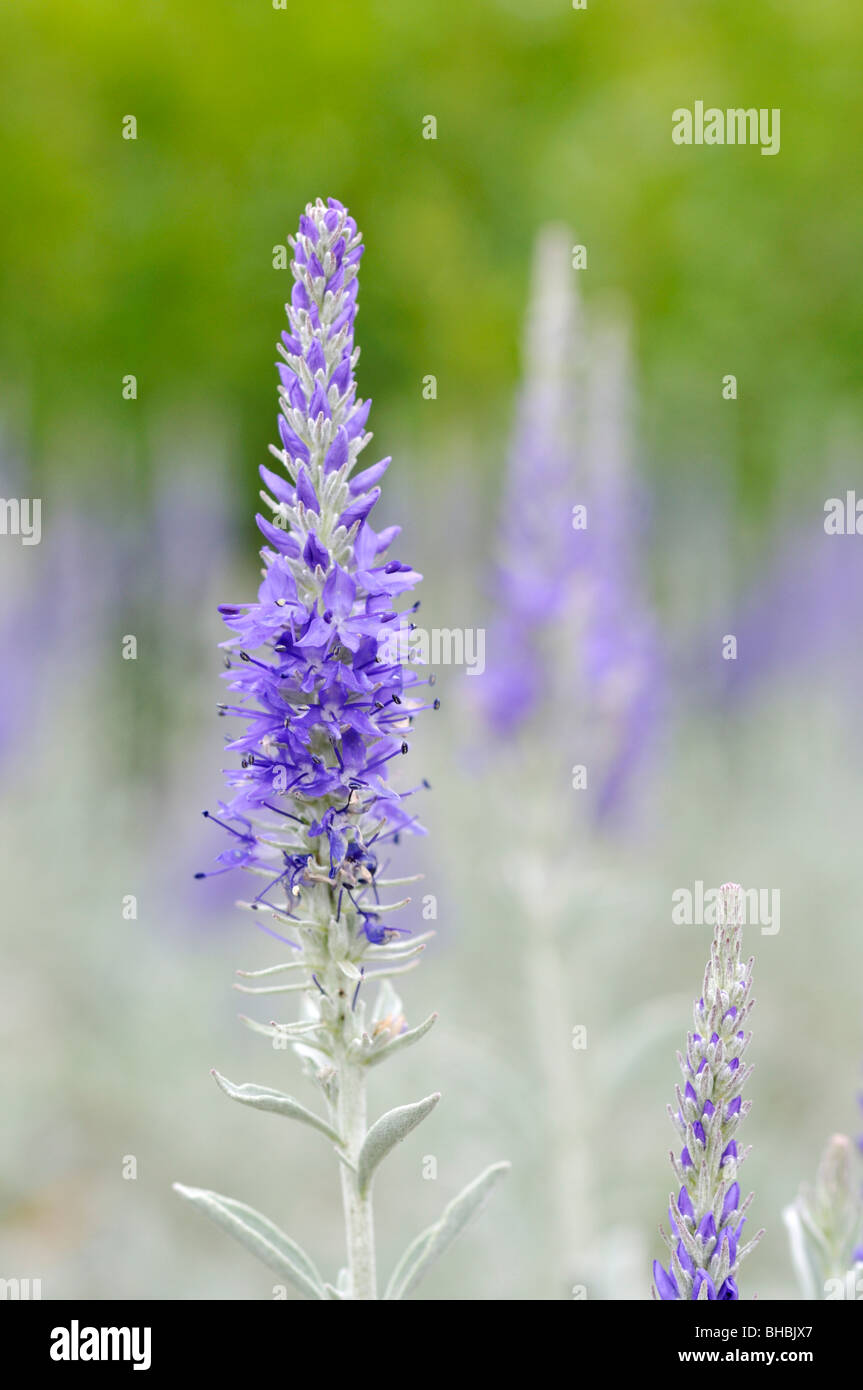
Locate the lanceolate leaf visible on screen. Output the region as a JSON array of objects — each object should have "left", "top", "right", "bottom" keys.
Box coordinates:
[
  {"left": 173, "top": 1184, "right": 325, "bottom": 1300},
  {"left": 211, "top": 1069, "right": 340, "bottom": 1144},
  {"left": 357, "top": 1093, "right": 441, "bottom": 1196},
  {"left": 384, "top": 1160, "right": 511, "bottom": 1300}
]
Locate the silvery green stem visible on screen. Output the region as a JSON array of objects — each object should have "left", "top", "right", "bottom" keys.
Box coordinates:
[
  {"left": 336, "top": 1050, "right": 377, "bottom": 1300},
  {"left": 294, "top": 857, "right": 380, "bottom": 1300},
  {"left": 519, "top": 850, "right": 592, "bottom": 1293}
]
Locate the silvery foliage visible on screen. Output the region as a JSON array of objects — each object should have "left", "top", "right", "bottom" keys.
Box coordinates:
[{"left": 783, "top": 1133, "right": 863, "bottom": 1299}]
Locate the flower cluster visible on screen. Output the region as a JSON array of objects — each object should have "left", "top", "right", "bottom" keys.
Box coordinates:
[
  {"left": 654, "top": 884, "right": 762, "bottom": 1300},
  {"left": 199, "top": 197, "right": 430, "bottom": 946}
]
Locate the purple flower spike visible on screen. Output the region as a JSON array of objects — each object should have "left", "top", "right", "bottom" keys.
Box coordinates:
[
  {"left": 202, "top": 198, "right": 427, "bottom": 934},
  {"left": 653, "top": 884, "right": 763, "bottom": 1300}
]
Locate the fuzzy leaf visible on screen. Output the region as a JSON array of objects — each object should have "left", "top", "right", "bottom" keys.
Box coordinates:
[
  {"left": 384, "top": 1161, "right": 510, "bottom": 1301},
  {"left": 211, "top": 1069, "right": 340, "bottom": 1144},
  {"left": 357, "top": 1093, "right": 440, "bottom": 1196},
  {"left": 238, "top": 1013, "right": 325, "bottom": 1042},
  {"left": 173, "top": 1183, "right": 325, "bottom": 1300}
]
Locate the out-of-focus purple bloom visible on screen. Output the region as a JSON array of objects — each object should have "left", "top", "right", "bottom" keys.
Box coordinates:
[
  {"left": 579, "top": 312, "right": 663, "bottom": 823},
  {"left": 479, "top": 227, "right": 583, "bottom": 734},
  {"left": 0, "top": 492, "right": 123, "bottom": 764},
  {"left": 0, "top": 572, "right": 47, "bottom": 760},
  {"left": 198, "top": 198, "right": 428, "bottom": 940},
  {"left": 711, "top": 521, "right": 863, "bottom": 708},
  {"left": 479, "top": 230, "right": 661, "bottom": 823},
  {"left": 654, "top": 884, "right": 762, "bottom": 1300}
]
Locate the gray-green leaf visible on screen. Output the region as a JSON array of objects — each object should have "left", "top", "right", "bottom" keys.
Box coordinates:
[
  {"left": 211, "top": 1069, "right": 340, "bottom": 1144},
  {"left": 173, "top": 1183, "right": 325, "bottom": 1300},
  {"left": 384, "top": 1160, "right": 510, "bottom": 1301},
  {"left": 357, "top": 1093, "right": 441, "bottom": 1196}
]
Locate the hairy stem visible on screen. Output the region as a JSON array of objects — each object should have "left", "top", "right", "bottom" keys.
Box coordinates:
[
  {"left": 336, "top": 1053, "right": 376, "bottom": 1299},
  {"left": 522, "top": 878, "right": 591, "bottom": 1294}
]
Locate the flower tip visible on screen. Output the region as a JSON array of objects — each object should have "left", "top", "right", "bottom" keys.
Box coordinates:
[{"left": 718, "top": 882, "right": 745, "bottom": 926}]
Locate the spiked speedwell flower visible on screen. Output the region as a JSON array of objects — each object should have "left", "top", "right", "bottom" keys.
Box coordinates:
[
  {"left": 202, "top": 197, "right": 428, "bottom": 929},
  {"left": 177, "top": 198, "right": 507, "bottom": 1301},
  {"left": 653, "top": 884, "right": 762, "bottom": 1300}
]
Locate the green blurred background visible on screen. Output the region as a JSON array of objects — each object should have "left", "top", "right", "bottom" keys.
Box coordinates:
[
  {"left": 2, "top": 0, "right": 862, "bottom": 511},
  {"left": 2, "top": 0, "right": 863, "bottom": 1303}
]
